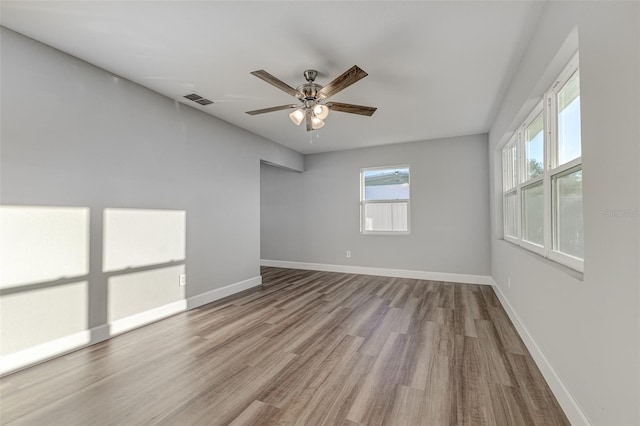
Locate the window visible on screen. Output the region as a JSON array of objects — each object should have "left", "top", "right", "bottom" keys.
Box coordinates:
[
  {"left": 524, "top": 109, "right": 544, "bottom": 180},
  {"left": 361, "top": 166, "right": 410, "bottom": 233},
  {"left": 557, "top": 70, "right": 582, "bottom": 165},
  {"left": 553, "top": 167, "right": 583, "bottom": 259},
  {"left": 502, "top": 53, "right": 583, "bottom": 271},
  {"left": 504, "top": 191, "right": 518, "bottom": 239},
  {"left": 522, "top": 181, "right": 544, "bottom": 246}
]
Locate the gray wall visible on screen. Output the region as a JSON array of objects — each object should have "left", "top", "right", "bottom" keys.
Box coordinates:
[
  {"left": 261, "top": 134, "right": 491, "bottom": 276},
  {"left": 0, "top": 28, "right": 303, "bottom": 356},
  {"left": 488, "top": 2, "right": 639, "bottom": 424}
]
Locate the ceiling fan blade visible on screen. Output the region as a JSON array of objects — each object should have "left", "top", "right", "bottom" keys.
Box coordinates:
[
  {"left": 318, "top": 65, "right": 368, "bottom": 99},
  {"left": 326, "top": 102, "right": 377, "bottom": 116},
  {"left": 305, "top": 109, "right": 312, "bottom": 132},
  {"left": 245, "top": 104, "right": 298, "bottom": 115},
  {"left": 250, "top": 70, "right": 300, "bottom": 98}
]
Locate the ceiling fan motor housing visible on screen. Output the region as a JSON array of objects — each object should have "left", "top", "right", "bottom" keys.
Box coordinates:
[
  {"left": 297, "top": 83, "right": 323, "bottom": 102},
  {"left": 297, "top": 69, "right": 325, "bottom": 102}
]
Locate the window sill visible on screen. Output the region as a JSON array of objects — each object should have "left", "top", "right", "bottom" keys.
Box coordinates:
[
  {"left": 499, "top": 238, "right": 584, "bottom": 281},
  {"left": 361, "top": 231, "right": 411, "bottom": 236}
]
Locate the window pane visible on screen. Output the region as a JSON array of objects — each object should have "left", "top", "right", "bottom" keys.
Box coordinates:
[
  {"left": 554, "top": 168, "right": 583, "bottom": 259},
  {"left": 364, "top": 168, "right": 409, "bottom": 201},
  {"left": 525, "top": 112, "right": 544, "bottom": 180},
  {"left": 503, "top": 143, "right": 518, "bottom": 190},
  {"left": 557, "top": 71, "right": 581, "bottom": 165},
  {"left": 504, "top": 192, "right": 517, "bottom": 238},
  {"left": 364, "top": 202, "right": 408, "bottom": 232},
  {"left": 522, "top": 182, "right": 543, "bottom": 246},
  {"left": 509, "top": 144, "right": 518, "bottom": 187}
]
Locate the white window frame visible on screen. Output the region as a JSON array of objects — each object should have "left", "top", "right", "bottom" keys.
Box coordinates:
[
  {"left": 546, "top": 53, "right": 582, "bottom": 270},
  {"left": 502, "top": 134, "right": 520, "bottom": 245},
  {"left": 548, "top": 163, "right": 583, "bottom": 271},
  {"left": 502, "top": 52, "right": 583, "bottom": 272},
  {"left": 519, "top": 101, "right": 546, "bottom": 256},
  {"left": 360, "top": 165, "right": 410, "bottom": 235},
  {"left": 521, "top": 101, "right": 545, "bottom": 184}
]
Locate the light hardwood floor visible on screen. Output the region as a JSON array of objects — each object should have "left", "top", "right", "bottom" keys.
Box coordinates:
[{"left": 1, "top": 267, "right": 569, "bottom": 425}]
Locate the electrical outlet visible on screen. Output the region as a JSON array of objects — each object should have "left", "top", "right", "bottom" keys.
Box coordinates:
[
  {"left": 179, "top": 274, "right": 186, "bottom": 287},
  {"left": 507, "top": 277, "right": 511, "bottom": 289},
  {"left": 346, "top": 250, "right": 351, "bottom": 258}
]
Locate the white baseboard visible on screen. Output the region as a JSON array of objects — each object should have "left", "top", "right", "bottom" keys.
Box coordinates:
[
  {"left": 186, "top": 275, "right": 262, "bottom": 309},
  {"left": 0, "top": 275, "right": 262, "bottom": 377},
  {"left": 109, "top": 300, "right": 188, "bottom": 336},
  {"left": 0, "top": 329, "right": 92, "bottom": 376},
  {"left": 90, "top": 324, "right": 111, "bottom": 343},
  {"left": 491, "top": 279, "right": 591, "bottom": 425},
  {"left": 261, "top": 259, "right": 492, "bottom": 285}
]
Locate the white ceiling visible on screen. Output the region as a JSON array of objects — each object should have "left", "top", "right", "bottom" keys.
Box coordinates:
[{"left": 0, "top": 1, "right": 544, "bottom": 155}]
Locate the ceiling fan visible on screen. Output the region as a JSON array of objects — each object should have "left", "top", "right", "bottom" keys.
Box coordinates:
[{"left": 246, "top": 65, "right": 377, "bottom": 131}]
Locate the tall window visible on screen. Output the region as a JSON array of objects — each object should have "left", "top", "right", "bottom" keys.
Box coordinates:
[
  {"left": 361, "top": 166, "right": 410, "bottom": 233},
  {"left": 502, "top": 53, "right": 583, "bottom": 271},
  {"left": 521, "top": 102, "right": 545, "bottom": 250}
]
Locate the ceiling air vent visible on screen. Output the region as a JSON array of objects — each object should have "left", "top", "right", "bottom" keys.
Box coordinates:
[{"left": 183, "top": 93, "right": 213, "bottom": 106}]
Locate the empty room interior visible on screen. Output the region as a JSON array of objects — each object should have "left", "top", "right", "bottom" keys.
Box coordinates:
[{"left": 1, "top": 1, "right": 639, "bottom": 425}]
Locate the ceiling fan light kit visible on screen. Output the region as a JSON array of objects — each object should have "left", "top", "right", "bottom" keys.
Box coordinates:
[
  {"left": 289, "top": 104, "right": 328, "bottom": 128},
  {"left": 246, "top": 65, "right": 377, "bottom": 132},
  {"left": 310, "top": 115, "right": 325, "bottom": 130},
  {"left": 289, "top": 109, "right": 305, "bottom": 126},
  {"left": 314, "top": 104, "right": 329, "bottom": 119}
]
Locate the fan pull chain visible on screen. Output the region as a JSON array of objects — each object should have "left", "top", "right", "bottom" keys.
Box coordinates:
[{"left": 309, "top": 131, "right": 320, "bottom": 144}]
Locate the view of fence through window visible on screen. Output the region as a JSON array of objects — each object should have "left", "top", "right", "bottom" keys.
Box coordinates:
[{"left": 361, "top": 167, "right": 410, "bottom": 233}]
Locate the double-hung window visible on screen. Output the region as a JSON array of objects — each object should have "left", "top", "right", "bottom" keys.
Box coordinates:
[
  {"left": 502, "top": 53, "right": 583, "bottom": 271},
  {"left": 361, "top": 166, "right": 410, "bottom": 233}
]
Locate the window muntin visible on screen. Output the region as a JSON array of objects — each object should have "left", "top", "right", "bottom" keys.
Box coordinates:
[
  {"left": 361, "top": 166, "right": 410, "bottom": 233},
  {"left": 501, "top": 52, "right": 583, "bottom": 271}
]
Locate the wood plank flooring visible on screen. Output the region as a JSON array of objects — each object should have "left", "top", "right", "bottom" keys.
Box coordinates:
[{"left": 0, "top": 267, "right": 569, "bottom": 425}]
